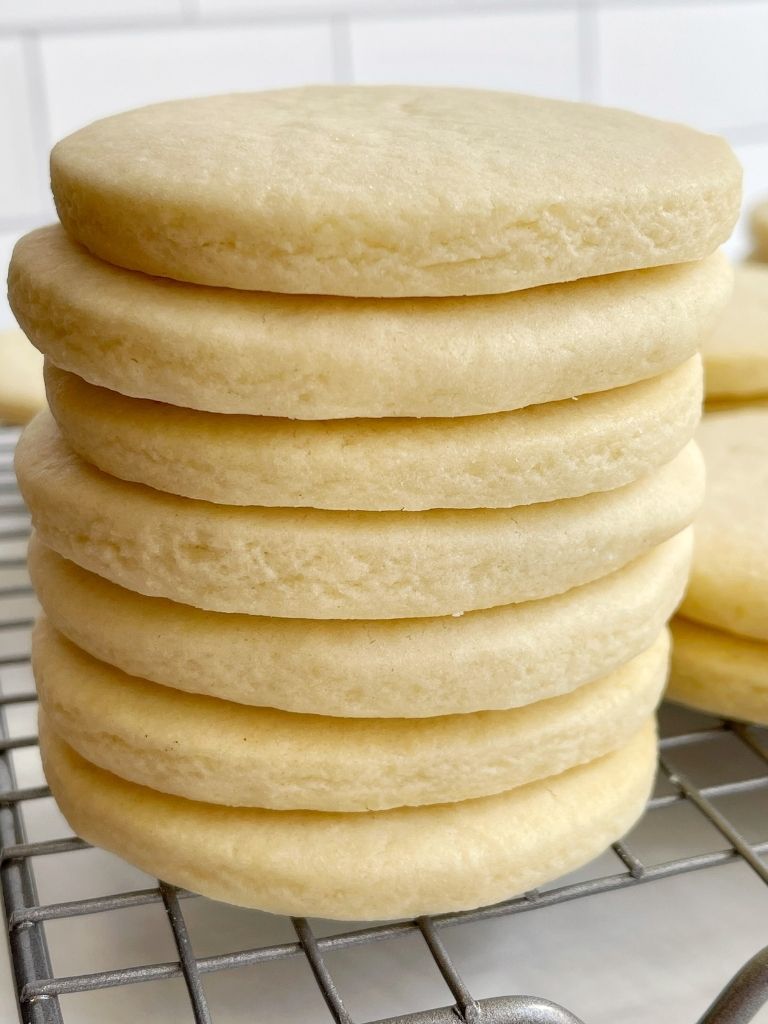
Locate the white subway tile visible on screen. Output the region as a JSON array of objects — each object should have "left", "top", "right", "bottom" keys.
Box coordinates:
[
  {"left": 596, "top": 2, "right": 768, "bottom": 133},
  {"left": 0, "top": 40, "right": 46, "bottom": 219},
  {"left": 41, "top": 21, "right": 335, "bottom": 143},
  {"left": 349, "top": 9, "right": 581, "bottom": 99},
  {"left": 0, "top": 0, "right": 184, "bottom": 29},
  {"left": 728, "top": 140, "right": 768, "bottom": 260}
]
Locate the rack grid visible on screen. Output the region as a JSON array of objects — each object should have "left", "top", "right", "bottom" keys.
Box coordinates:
[{"left": 1, "top": 423, "right": 767, "bottom": 1024}]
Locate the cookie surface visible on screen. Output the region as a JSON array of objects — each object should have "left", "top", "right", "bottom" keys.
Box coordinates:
[
  {"left": 11, "top": 227, "right": 730, "bottom": 420},
  {"left": 0, "top": 329, "right": 45, "bottom": 425},
  {"left": 50, "top": 87, "right": 740, "bottom": 297},
  {"left": 40, "top": 715, "right": 656, "bottom": 919},
  {"left": 701, "top": 264, "right": 768, "bottom": 399},
  {"left": 679, "top": 410, "right": 768, "bottom": 641},
  {"left": 669, "top": 618, "right": 768, "bottom": 725},
  {"left": 34, "top": 619, "right": 667, "bottom": 811},
  {"left": 29, "top": 532, "right": 690, "bottom": 718},
  {"left": 17, "top": 413, "right": 704, "bottom": 619},
  {"left": 45, "top": 358, "right": 703, "bottom": 511}
]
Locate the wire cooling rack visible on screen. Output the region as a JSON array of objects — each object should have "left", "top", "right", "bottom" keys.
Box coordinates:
[{"left": 1, "top": 424, "right": 768, "bottom": 1024}]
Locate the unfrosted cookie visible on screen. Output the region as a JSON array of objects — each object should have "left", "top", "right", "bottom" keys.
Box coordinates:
[
  {"left": 29, "top": 531, "right": 690, "bottom": 717},
  {"left": 669, "top": 618, "right": 768, "bottom": 725},
  {"left": 752, "top": 199, "right": 768, "bottom": 262},
  {"left": 49, "top": 87, "right": 740, "bottom": 297},
  {"left": 45, "top": 358, "right": 703, "bottom": 511},
  {"left": 0, "top": 329, "right": 45, "bottom": 424},
  {"left": 34, "top": 618, "right": 667, "bottom": 812},
  {"left": 11, "top": 226, "right": 730, "bottom": 420},
  {"left": 17, "top": 413, "right": 704, "bottom": 620},
  {"left": 679, "top": 410, "right": 768, "bottom": 641},
  {"left": 40, "top": 715, "right": 656, "bottom": 919},
  {"left": 701, "top": 264, "right": 768, "bottom": 399}
]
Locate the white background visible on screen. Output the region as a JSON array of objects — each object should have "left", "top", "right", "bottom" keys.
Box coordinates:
[
  {"left": 2, "top": 2, "right": 768, "bottom": 1022},
  {"left": 2, "top": 0, "right": 768, "bottom": 328}
]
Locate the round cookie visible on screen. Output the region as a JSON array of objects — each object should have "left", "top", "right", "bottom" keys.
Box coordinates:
[
  {"left": 45, "top": 358, "right": 703, "bottom": 511},
  {"left": 17, "top": 413, "right": 704, "bottom": 620},
  {"left": 11, "top": 227, "right": 730, "bottom": 420},
  {"left": 669, "top": 617, "right": 768, "bottom": 725},
  {"left": 751, "top": 198, "right": 768, "bottom": 262},
  {"left": 0, "top": 328, "right": 45, "bottom": 424},
  {"left": 679, "top": 410, "right": 768, "bottom": 641},
  {"left": 40, "top": 715, "right": 656, "bottom": 920},
  {"left": 29, "top": 531, "right": 691, "bottom": 717},
  {"left": 49, "top": 87, "right": 740, "bottom": 297},
  {"left": 701, "top": 264, "right": 768, "bottom": 400},
  {"left": 34, "top": 619, "right": 668, "bottom": 812}
]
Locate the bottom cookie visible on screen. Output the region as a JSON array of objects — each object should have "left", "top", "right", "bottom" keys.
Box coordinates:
[
  {"left": 40, "top": 715, "right": 656, "bottom": 920},
  {"left": 669, "top": 617, "right": 768, "bottom": 725}
]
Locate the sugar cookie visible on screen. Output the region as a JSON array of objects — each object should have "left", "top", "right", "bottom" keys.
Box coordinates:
[
  {"left": 0, "top": 329, "right": 45, "bottom": 424},
  {"left": 679, "top": 410, "right": 768, "bottom": 641},
  {"left": 10, "top": 226, "right": 730, "bottom": 419},
  {"left": 50, "top": 87, "right": 740, "bottom": 297},
  {"left": 40, "top": 715, "right": 656, "bottom": 920},
  {"left": 17, "top": 414, "right": 704, "bottom": 619},
  {"left": 701, "top": 264, "right": 768, "bottom": 399},
  {"left": 669, "top": 617, "right": 768, "bottom": 725},
  {"left": 34, "top": 619, "right": 667, "bottom": 811},
  {"left": 29, "top": 531, "right": 690, "bottom": 717},
  {"left": 44, "top": 357, "right": 702, "bottom": 510}
]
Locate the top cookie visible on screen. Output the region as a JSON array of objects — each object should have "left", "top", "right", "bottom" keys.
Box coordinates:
[
  {"left": 50, "top": 86, "right": 741, "bottom": 297},
  {"left": 701, "top": 263, "right": 768, "bottom": 399}
]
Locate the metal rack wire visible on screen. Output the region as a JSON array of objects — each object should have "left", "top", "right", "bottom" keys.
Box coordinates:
[{"left": 1, "top": 423, "right": 768, "bottom": 1024}]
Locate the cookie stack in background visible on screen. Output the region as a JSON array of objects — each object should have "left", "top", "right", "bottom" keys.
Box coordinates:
[
  {"left": 668, "top": 254, "right": 768, "bottom": 725},
  {"left": 751, "top": 198, "right": 768, "bottom": 263},
  {"left": 11, "top": 87, "right": 740, "bottom": 920}
]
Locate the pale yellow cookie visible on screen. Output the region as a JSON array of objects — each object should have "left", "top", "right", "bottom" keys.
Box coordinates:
[
  {"left": 701, "top": 264, "right": 768, "bottom": 399},
  {"left": 40, "top": 714, "right": 656, "bottom": 919},
  {"left": 669, "top": 617, "right": 768, "bottom": 725},
  {"left": 751, "top": 199, "right": 768, "bottom": 262},
  {"left": 29, "top": 531, "right": 690, "bottom": 718},
  {"left": 10, "top": 226, "right": 730, "bottom": 420},
  {"left": 17, "top": 413, "right": 704, "bottom": 620},
  {"left": 0, "top": 328, "right": 45, "bottom": 424},
  {"left": 679, "top": 410, "right": 768, "bottom": 641},
  {"left": 45, "top": 357, "right": 703, "bottom": 511},
  {"left": 50, "top": 87, "right": 740, "bottom": 297},
  {"left": 34, "top": 618, "right": 667, "bottom": 812}
]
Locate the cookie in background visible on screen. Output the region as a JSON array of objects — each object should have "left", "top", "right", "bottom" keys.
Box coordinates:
[
  {"left": 669, "top": 410, "right": 768, "bottom": 724},
  {"left": 701, "top": 262, "right": 768, "bottom": 411},
  {"left": 0, "top": 329, "right": 45, "bottom": 425}
]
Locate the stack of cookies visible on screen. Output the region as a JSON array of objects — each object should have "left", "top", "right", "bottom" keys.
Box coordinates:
[
  {"left": 12, "top": 87, "right": 740, "bottom": 920},
  {"left": 669, "top": 259, "right": 768, "bottom": 725}
]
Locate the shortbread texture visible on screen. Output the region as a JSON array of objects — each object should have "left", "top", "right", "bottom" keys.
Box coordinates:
[
  {"left": 29, "top": 531, "right": 690, "bottom": 717},
  {"left": 44, "top": 358, "right": 702, "bottom": 510},
  {"left": 701, "top": 264, "right": 768, "bottom": 399},
  {"left": 669, "top": 618, "right": 768, "bottom": 725},
  {"left": 16, "top": 414, "right": 704, "bottom": 619},
  {"left": 10, "top": 227, "right": 731, "bottom": 419},
  {"left": 34, "top": 619, "right": 667, "bottom": 812},
  {"left": 679, "top": 410, "right": 768, "bottom": 641},
  {"left": 40, "top": 717, "right": 656, "bottom": 919},
  {"left": 49, "top": 87, "right": 740, "bottom": 297}
]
